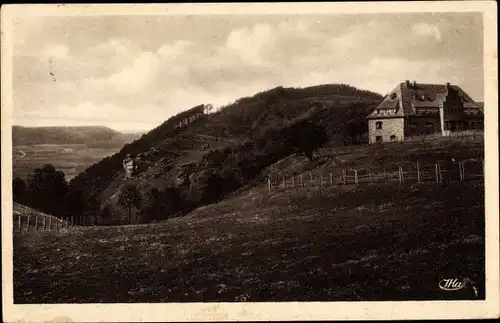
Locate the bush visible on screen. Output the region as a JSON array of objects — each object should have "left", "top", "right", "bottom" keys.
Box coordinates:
[
  {"left": 12, "top": 177, "right": 27, "bottom": 204},
  {"left": 144, "top": 187, "right": 184, "bottom": 221}
]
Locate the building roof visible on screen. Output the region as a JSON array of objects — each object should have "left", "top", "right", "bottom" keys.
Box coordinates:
[{"left": 367, "top": 81, "right": 479, "bottom": 119}]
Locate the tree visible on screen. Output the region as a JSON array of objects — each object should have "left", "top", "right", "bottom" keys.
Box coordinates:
[
  {"left": 342, "top": 103, "right": 370, "bottom": 144},
  {"left": 202, "top": 173, "right": 225, "bottom": 204},
  {"left": 289, "top": 119, "right": 328, "bottom": 161},
  {"left": 12, "top": 177, "right": 27, "bottom": 204},
  {"left": 262, "top": 118, "right": 328, "bottom": 161},
  {"left": 147, "top": 187, "right": 183, "bottom": 221},
  {"left": 26, "top": 164, "right": 68, "bottom": 216},
  {"left": 84, "top": 195, "right": 102, "bottom": 225},
  {"left": 100, "top": 206, "right": 113, "bottom": 224},
  {"left": 117, "top": 184, "right": 142, "bottom": 224},
  {"left": 64, "top": 189, "right": 85, "bottom": 224}
]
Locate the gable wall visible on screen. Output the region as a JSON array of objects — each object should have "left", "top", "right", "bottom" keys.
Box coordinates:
[{"left": 368, "top": 117, "right": 405, "bottom": 143}]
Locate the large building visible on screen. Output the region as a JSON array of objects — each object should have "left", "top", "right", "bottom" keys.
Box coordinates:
[{"left": 367, "top": 80, "right": 484, "bottom": 144}]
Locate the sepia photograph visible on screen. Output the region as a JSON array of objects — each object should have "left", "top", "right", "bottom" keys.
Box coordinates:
[{"left": 1, "top": 2, "right": 499, "bottom": 322}]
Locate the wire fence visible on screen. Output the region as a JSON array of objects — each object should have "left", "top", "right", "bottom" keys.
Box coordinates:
[
  {"left": 265, "top": 158, "right": 484, "bottom": 193},
  {"left": 403, "top": 130, "right": 484, "bottom": 143},
  {"left": 14, "top": 214, "right": 71, "bottom": 234}
]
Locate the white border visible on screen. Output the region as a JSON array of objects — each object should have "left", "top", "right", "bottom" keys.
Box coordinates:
[{"left": 2, "top": 2, "right": 499, "bottom": 321}]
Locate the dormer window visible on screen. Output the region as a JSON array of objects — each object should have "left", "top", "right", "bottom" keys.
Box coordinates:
[{"left": 390, "top": 93, "right": 397, "bottom": 100}]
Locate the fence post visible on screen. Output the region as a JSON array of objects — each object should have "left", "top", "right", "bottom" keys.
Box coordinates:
[
  {"left": 383, "top": 168, "right": 387, "bottom": 182},
  {"left": 283, "top": 176, "right": 286, "bottom": 189},
  {"left": 71, "top": 216, "right": 74, "bottom": 226},
  {"left": 398, "top": 167, "right": 402, "bottom": 184},
  {"left": 369, "top": 170, "right": 372, "bottom": 184},
  {"left": 18, "top": 215, "right": 21, "bottom": 232},
  {"left": 459, "top": 161, "right": 463, "bottom": 181},
  {"left": 292, "top": 176, "right": 295, "bottom": 189},
  {"left": 417, "top": 162, "right": 421, "bottom": 183},
  {"left": 268, "top": 178, "right": 272, "bottom": 193},
  {"left": 310, "top": 172, "right": 313, "bottom": 184},
  {"left": 354, "top": 169, "right": 358, "bottom": 185},
  {"left": 461, "top": 161, "right": 466, "bottom": 180},
  {"left": 43, "top": 217, "right": 46, "bottom": 231},
  {"left": 26, "top": 215, "right": 30, "bottom": 232},
  {"left": 438, "top": 164, "right": 442, "bottom": 183},
  {"left": 49, "top": 217, "right": 52, "bottom": 231},
  {"left": 343, "top": 170, "right": 347, "bottom": 185},
  {"left": 300, "top": 174, "right": 304, "bottom": 188},
  {"left": 330, "top": 173, "right": 333, "bottom": 186},
  {"left": 35, "top": 216, "right": 38, "bottom": 232},
  {"left": 320, "top": 173, "right": 323, "bottom": 186}
]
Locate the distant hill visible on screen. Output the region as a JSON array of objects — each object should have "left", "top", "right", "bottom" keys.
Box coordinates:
[
  {"left": 66, "top": 83, "right": 383, "bottom": 224},
  {"left": 12, "top": 126, "right": 142, "bottom": 147}
]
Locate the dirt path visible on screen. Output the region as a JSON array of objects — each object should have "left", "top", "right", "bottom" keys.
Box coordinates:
[{"left": 13, "top": 150, "right": 27, "bottom": 160}]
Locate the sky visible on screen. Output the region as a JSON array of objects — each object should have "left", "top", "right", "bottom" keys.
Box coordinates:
[{"left": 12, "top": 12, "right": 484, "bottom": 133}]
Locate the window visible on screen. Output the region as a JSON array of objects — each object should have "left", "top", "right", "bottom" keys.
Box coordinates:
[
  {"left": 375, "top": 136, "right": 382, "bottom": 143},
  {"left": 376, "top": 121, "right": 382, "bottom": 129},
  {"left": 390, "top": 135, "right": 397, "bottom": 141},
  {"left": 470, "top": 122, "right": 476, "bottom": 130},
  {"left": 426, "top": 122, "right": 434, "bottom": 133},
  {"left": 376, "top": 109, "right": 380, "bottom": 114}
]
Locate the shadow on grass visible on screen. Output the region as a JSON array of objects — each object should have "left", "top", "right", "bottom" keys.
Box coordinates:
[{"left": 14, "top": 181, "right": 484, "bottom": 303}]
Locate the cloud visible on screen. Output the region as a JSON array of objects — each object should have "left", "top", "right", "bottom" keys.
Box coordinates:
[
  {"left": 41, "top": 44, "right": 70, "bottom": 59},
  {"left": 12, "top": 14, "right": 483, "bottom": 132},
  {"left": 412, "top": 23, "right": 442, "bottom": 41},
  {"left": 104, "top": 52, "right": 160, "bottom": 93},
  {"left": 224, "top": 23, "right": 275, "bottom": 65},
  {"left": 158, "top": 40, "right": 193, "bottom": 58}
]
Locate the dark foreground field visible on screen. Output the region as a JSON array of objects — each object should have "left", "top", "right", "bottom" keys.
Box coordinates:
[{"left": 14, "top": 181, "right": 484, "bottom": 303}]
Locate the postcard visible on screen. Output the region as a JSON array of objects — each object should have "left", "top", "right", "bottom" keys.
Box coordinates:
[{"left": 1, "top": 2, "right": 498, "bottom": 321}]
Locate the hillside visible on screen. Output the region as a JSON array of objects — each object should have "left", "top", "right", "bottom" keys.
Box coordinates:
[
  {"left": 13, "top": 138, "right": 485, "bottom": 302},
  {"left": 12, "top": 125, "right": 140, "bottom": 147},
  {"left": 67, "top": 84, "right": 383, "bottom": 224}
]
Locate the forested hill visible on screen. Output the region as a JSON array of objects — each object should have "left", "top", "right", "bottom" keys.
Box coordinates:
[
  {"left": 62, "top": 84, "right": 382, "bottom": 224},
  {"left": 195, "top": 84, "right": 383, "bottom": 139}
]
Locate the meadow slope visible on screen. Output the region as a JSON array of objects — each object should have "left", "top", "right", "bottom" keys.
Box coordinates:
[{"left": 14, "top": 179, "right": 484, "bottom": 303}]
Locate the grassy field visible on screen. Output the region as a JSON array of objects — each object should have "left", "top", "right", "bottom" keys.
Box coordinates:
[
  {"left": 13, "top": 180, "right": 484, "bottom": 303},
  {"left": 12, "top": 144, "right": 123, "bottom": 181}
]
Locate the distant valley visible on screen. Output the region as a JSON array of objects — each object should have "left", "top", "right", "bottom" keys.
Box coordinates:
[{"left": 12, "top": 126, "right": 143, "bottom": 181}]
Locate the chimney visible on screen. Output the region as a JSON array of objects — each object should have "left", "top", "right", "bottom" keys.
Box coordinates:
[
  {"left": 405, "top": 80, "right": 410, "bottom": 87},
  {"left": 413, "top": 80, "right": 417, "bottom": 87},
  {"left": 446, "top": 82, "right": 451, "bottom": 88}
]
